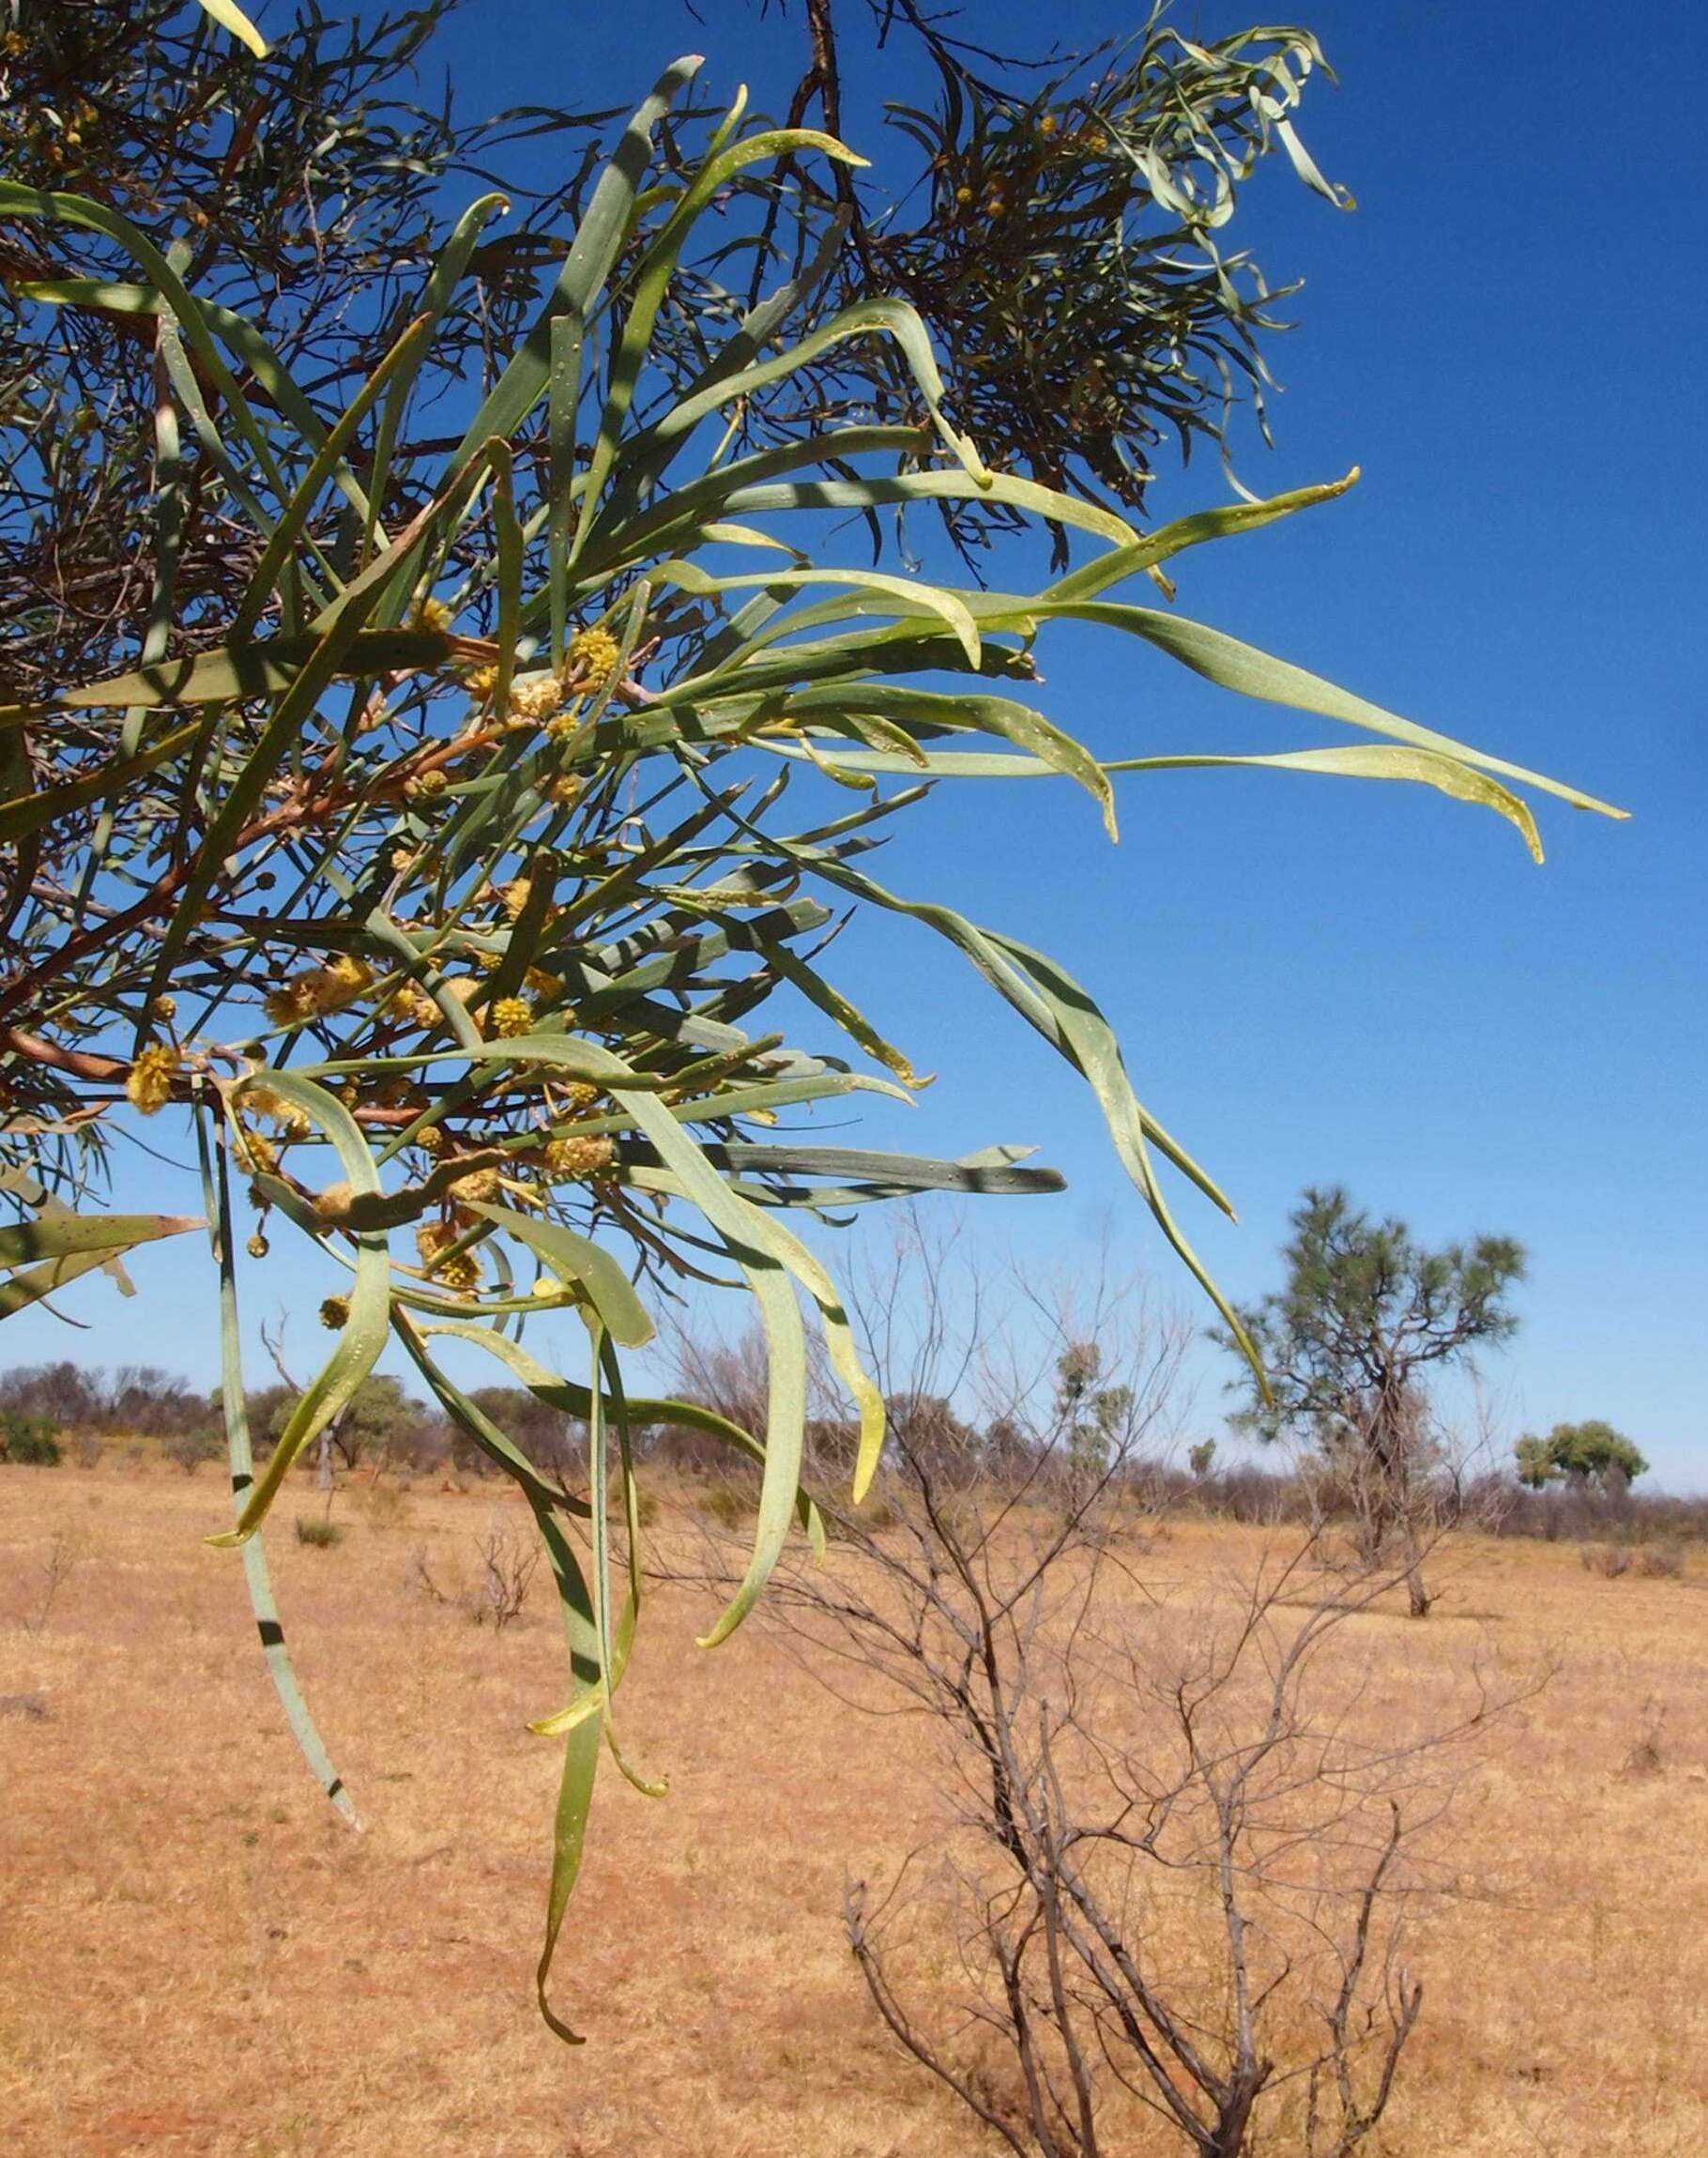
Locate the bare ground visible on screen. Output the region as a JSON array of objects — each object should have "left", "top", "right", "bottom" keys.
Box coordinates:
[{"left": 3, "top": 1464, "right": 1706, "bottom": 2157}]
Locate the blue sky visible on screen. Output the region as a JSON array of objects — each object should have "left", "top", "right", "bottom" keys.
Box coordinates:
[{"left": 12, "top": 1, "right": 1703, "bottom": 1482}]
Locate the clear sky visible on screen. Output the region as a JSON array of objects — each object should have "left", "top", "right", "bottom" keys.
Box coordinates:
[{"left": 11, "top": 1, "right": 1703, "bottom": 1483}]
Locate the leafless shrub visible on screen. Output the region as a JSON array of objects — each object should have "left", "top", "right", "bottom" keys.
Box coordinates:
[
  {"left": 1634, "top": 1543, "right": 1684, "bottom": 1579},
  {"left": 473, "top": 1519, "right": 541, "bottom": 1629},
  {"left": 677, "top": 1219, "right": 1530, "bottom": 2158},
  {"left": 655, "top": 1329, "right": 771, "bottom": 1474},
  {"left": 70, "top": 1433, "right": 105, "bottom": 1469},
  {"left": 1620, "top": 1703, "right": 1666, "bottom": 1781},
  {"left": 410, "top": 1546, "right": 453, "bottom": 1607},
  {"left": 20, "top": 1530, "right": 84, "bottom": 1636},
  {"left": 1579, "top": 1543, "right": 1633, "bottom": 1579},
  {"left": 411, "top": 1523, "right": 540, "bottom": 1628}
]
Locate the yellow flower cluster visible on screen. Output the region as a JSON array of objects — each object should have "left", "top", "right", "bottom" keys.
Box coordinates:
[
  {"left": 236, "top": 1124, "right": 279, "bottom": 1174},
  {"left": 488, "top": 995, "right": 534, "bottom": 1038},
  {"left": 243, "top": 1085, "right": 313, "bottom": 1138},
  {"left": 414, "top": 595, "right": 454, "bottom": 635},
  {"left": 406, "top": 769, "right": 449, "bottom": 802},
  {"left": 125, "top": 1043, "right": 179, "bottom": 1116},
  {"left": 499, "top": 877, "right": 531, "bottom": 919},
  {"left": 264, "top": 955, "right": 373, "bottom": 1028},
  {"left": 463, "top": 664, "right": 498, "bottom": 699},
  {"left": 319, "top": 1295, "right": 350, "bottom": 1331},
  {"left": 384, "top": 983, "right": 441, "bottom": 1032},
  {"left": 416, "top": 1220, "right": 482, "bottom": 1292},
  {"left": 54, "top": 99, "right": 99, "bottom": 148},
  {"left": 544, "top": 1135, "right": 615, "bottom": 1180},
  {"left": 506, "top": 675, "right": 564, "bottom": 724},
  {"left": 567, "top": 625, "right": 621, "bottom": 689}
]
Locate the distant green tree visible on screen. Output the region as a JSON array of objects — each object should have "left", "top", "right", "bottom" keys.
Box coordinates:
[
  {"left": 1515, "top": 1420, "right": 1648, "bottom": 1492},
  {"left": 1188, "top": 1437, "right": 1217, "bottom": 1480},
  {"left": 267, "top": 1372, "right": 418, "bottom": 1473},
  {"left": 1223, "top": 1186, "right": 1526, "bottom": 1615},
  {"left": 466, "top": 1385, "right": 580, "bottom": 1474}
]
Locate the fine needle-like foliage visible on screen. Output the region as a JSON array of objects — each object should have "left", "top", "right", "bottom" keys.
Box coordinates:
[{"left": 0, "top": 50, "right": 1624, "bottom": 2038}]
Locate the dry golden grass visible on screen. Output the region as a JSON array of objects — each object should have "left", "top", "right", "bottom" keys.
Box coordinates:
[{"left": 3, "top": 1462, "right": 1706, "bottom": 2158}]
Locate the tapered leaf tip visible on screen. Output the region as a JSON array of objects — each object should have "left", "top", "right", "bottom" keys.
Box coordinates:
[{"left": 193, "top": 0, "right": 268, "bottom": 56}]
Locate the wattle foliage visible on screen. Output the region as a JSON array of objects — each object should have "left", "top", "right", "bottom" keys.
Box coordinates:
[{"left": 0, "top": 38, "right": 1623, "bottom": 2037}]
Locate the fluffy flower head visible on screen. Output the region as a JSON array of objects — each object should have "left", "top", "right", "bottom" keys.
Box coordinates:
[{"left": 125, "top": 1043, "right": 179, "bottom": 1115}]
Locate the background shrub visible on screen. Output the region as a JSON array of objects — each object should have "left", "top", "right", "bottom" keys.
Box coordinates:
[
  {"left": 699, "top": 1482, "right": 757, "bottom": 1533},
  {"left": 0, "top": 1412, "right": 62, "bottom": 1466},
  {"left": 166, "top": 1429, "right": 223, "bottom": 1477}
]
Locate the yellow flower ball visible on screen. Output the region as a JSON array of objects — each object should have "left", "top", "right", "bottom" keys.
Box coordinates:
[
  {"left": 435, "top": 1251, "right": 482, "bottom": 1293},
  {"left": 125, "top": 1043, "right": 179, "bottom": 1116},
  {"left": 489, "top": 995, "right": 534, "bottom": 1039},
  {"left": 566, "top": 625, "right": 621, "bottom": 689}
]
